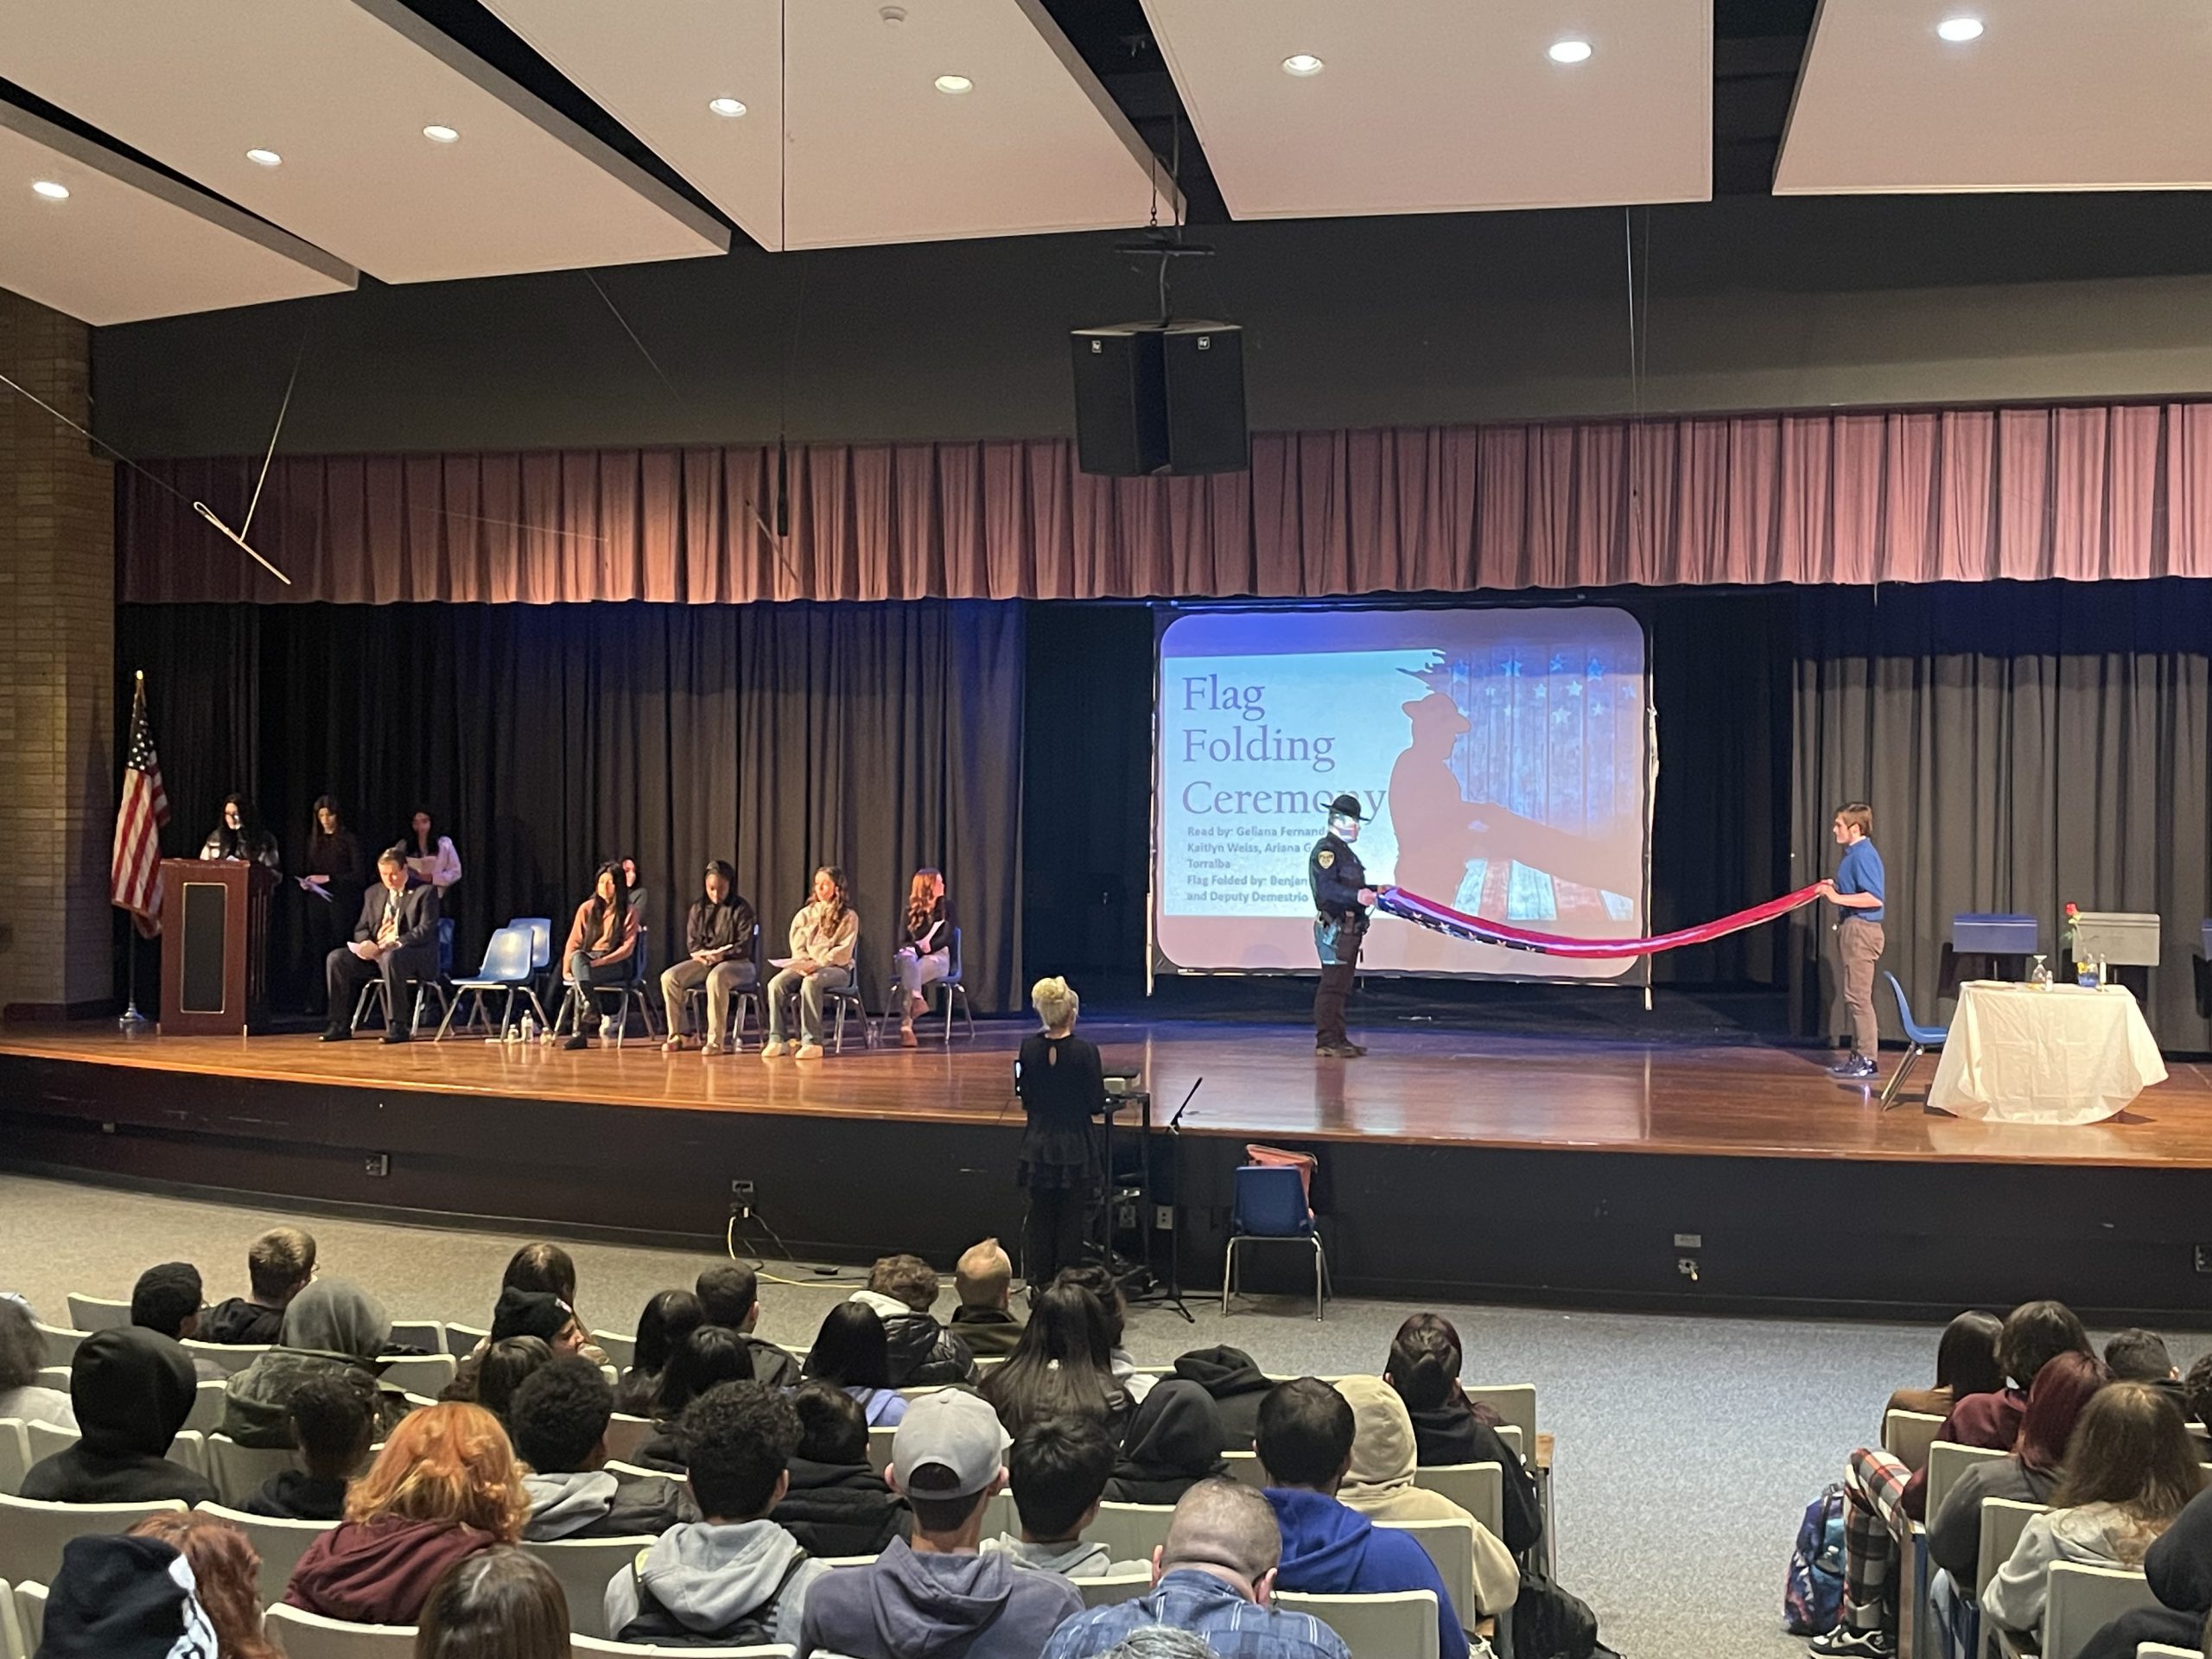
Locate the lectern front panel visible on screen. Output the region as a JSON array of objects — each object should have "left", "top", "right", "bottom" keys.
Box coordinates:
[{"left": 180, "top": 880, "right": 231, "bottom": 1012}]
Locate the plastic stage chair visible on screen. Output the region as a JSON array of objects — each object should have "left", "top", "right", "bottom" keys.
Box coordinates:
[
  {"left": 881, "top": 925, "right": 976, "bottom": 1045},
  {"left": 348, "top": 925, "right": 451, "bottom": 1036},
  {"left": 766, "top": 970, "right": 875, "bottom": 1053},
  {"left": 436, "top": 925, "right": 548, "bottom": 1039},
  {"left": 551, "top": 931, "right": 660, "bottom": 1043},
  {"left": 1878, "top": 972, "right": 1948, "bottom": 1109},
  {"left": 1222, "top": 1163, "right": 1330, "bottom": 1320},
  {"left": 679, "top": 926, "right": 764, "bottom": 1050}
]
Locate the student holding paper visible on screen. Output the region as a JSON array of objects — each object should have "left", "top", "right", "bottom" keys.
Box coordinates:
[
  {"left": 762, "top": 866, "right": 860, "bottom": 1061},
  {"left": 893, "top": 866, "right": 957, "bottom": 1048}
]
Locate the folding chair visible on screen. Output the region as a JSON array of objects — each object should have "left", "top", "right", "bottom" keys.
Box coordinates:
[
  {"left": 679, "top": 925, "right": 764, "bottom": 1050},
  {"left": 436, "top": 925, "right": 546, "bottom": 1039},
  {"left": 1222, "top": 1163, "right": 1329, "bottom": 1319},
  {"left": 1879, "top": 972, "right": 1949, "bottom": 1109}
]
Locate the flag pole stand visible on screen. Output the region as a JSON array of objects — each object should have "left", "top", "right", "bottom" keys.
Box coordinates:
[{"left": 118, "top": 927, "right": 150, "bottom": 1030}]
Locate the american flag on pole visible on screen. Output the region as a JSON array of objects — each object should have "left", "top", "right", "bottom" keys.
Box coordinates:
[{"left": 111, "top": 673, "right": 170, "bottom": 937}]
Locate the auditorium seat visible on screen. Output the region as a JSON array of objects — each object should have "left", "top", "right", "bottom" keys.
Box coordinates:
[
  {"left": 979, "top": 1488, "right": 1014, "bottom": 1541},
  {"left": 1221, "top": 1449, "right": 1266, "bottom": 1489},
  {"left": 182, "top": 1338, "right": 266, "bottom": 1376},
  {"left": 522, "top": 1535, "right": 658, "bottom": 1639},
  {"left": 264, "top": 1603, "right": 416, "bottom": 1656},
  {"left": 195, "top": 1501, "right": 332, "bottom": 1605},
  {"left": 1075, "top": 1571, "right": 1154, "bottom": 1610},
  {"left": 1081, "top": 1500, "right": 1175, "bottom": 1563},
  {"left": 1925, "top": 1440, "right": 2007, "bottom": 1521},
  {"left": 22, "top": 1425, "right": 74, "bottom": 1470},
  {"left": 444, "top": 1322, "right": 492, "bottom": 1359},
  {"left": 1277, "top": 1589, "right": 1440, "bottom": 1659},
  {"left": 572, "top": 1640, "right": 793, "bottom": 1657},
  {"left": 1459, "top": 1384, "right": 1536, "bottom": 1450},
  {"left": 603, "top": 1414, "right": 655, "bottom": 1464},
  {"left": 1883, "top": 1408, "right": 1946, "bottom": 1472},
  {"left": 385, "top": 1319, "right": 447, "bottom": 1355},
  {"left": 29, "top": 1325, "right": 80, "bottom": 1366},
  {"left": 29, "top": 1372, "right": 65, "bottom": 1394},
  {"left": 207, "top": 1434, "right": 296, "bottom": 1507},
  {"left": 866, "top": 1425, "right": 895, "bottom": 1475},
  {"left": 2042, "top": 1562, "right": 2159, "bottom": 1659},
  {"left": 0, "top": 1493, "right": 186, "bottom": 1586},
  {"left": 1379, "top": 1516, "right": 1476, "bottom": 1625},
  {"left": 1409, "top": 1462, "right": 1505, "bottom": 1541},
  {"left": 61, "top": 1295, "right": 128, "bottom": 1333},
  {"left": 374, "top": 1352, "right": 458, "bottom": 1395},
  {"left": 184, "top": 1378, "right": 229, "bottom": 1433},
  {"left": 0, "top": 1425, "right": 27, "bottom": 1500},
  {"left": 593, "top": 1329, "right": 635, "bottom": 1369},
  {"left": 1974, "top": 1495, "right": 2046, "bottom": 1659},
  {"left": 9, "top": 1579, "right": 43, "bottom": 1658}
]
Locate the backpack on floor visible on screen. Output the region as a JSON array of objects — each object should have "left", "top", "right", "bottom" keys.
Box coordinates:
[{"left": 1783, "top": 1482, "right": 1847, "bottom": 1635}]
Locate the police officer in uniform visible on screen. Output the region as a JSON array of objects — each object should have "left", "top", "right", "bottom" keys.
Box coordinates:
[{"left": 1310, "top": 792, "right": 1378, "bottom": 1058}]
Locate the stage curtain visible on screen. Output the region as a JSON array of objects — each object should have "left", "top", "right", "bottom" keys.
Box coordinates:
[
  {"left": 118, "top": 601, "right": 1027, "bottom": 1014},
  {"left": 1788, "top": 581, "right": 2212, "bottom": 1048},
  {"left": 117, "top": 402, "right": 2212, "bottom": 605}
]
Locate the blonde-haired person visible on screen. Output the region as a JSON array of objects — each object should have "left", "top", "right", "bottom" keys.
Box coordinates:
[
  {"left": 893, "top": 866, "right": 958, "bottom": 1046},
  {"left": 763, "top": 864, "right": 860, "bottom": 1061},
  {"left": 1015, "top": 976, "right": 1109, "bottom": 1286},
  {"left": 283, "top": 1401, "right": 530, "bottom": 1626}
]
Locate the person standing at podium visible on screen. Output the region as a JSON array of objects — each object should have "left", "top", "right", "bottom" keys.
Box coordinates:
[
  {"left": 200, "top": 793, "right": 281, "bottom": 871},
  {"left": 321, "top": 849, "right": 441, "bottom": 1044}
]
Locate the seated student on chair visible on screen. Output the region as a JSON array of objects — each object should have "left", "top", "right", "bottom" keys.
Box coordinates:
[
  {"left": 322, "top": 848, "right": 441, "bottom": 1043},
  {"left": 762, "top": 864, "right": 858, "bottom": 1062},
  {"left": 660, "top": 858, "right": 757, "bottom": 1055},
  {"left": 559, "top": 861, "right": 639, "bottom": 1051},
  {"left": 241, "top": 1367, "right": 377, "bottom": 1521},
  {"left": 893, "top": 866, "right": 957, "bottom": 1047}
]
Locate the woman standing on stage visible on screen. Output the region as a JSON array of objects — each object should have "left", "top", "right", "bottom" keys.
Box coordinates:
[
  {"left": 558, "top": 862, "right": 639, "bottom": 1050},
  {"left": 1014, "top": 976, "right": 1106, "bottom": 1288},
  {"left": 762, "top": 865, "right": 859, "bottom": 1061},
  {"left": 298, "top": 796, "right": 365, "bottom": 1016},
  {"left": 200, "top": 793, "right": 282, "bottom": 869},
  {"left": 403, "top": 806, "right": 464, "bottom": 893},
  {"left": 893, "top": 866, "right": 957, "bottom": 1047}
]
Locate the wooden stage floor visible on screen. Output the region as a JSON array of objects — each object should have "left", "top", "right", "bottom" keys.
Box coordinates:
[{"left": 6, "top": 1016, "right": 2211, "bottom": 1169}]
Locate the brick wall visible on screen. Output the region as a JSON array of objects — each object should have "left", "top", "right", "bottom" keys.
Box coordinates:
[{"left": 0, "top": 287, "right": 115, "bottom": 1014}]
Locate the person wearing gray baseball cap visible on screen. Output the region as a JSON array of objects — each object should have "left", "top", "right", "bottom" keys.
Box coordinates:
[{"left": 799, "top": 1389, "right": 1083, "bottom": 1658}]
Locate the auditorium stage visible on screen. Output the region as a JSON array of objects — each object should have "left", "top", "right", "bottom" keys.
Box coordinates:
[{"left": 3, "top": 1019, "right": 2210, "bottom": 1319}]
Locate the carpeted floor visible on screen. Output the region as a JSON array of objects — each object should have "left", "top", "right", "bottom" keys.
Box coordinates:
[{"left": 3, "top": 1170, "right": 2204, "bottom": 1659}]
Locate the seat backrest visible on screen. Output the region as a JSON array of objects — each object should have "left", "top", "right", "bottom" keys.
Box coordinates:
[
  {"left": 1076, "top": 1571, "right": 1154, "bottom": 1610},
  {"left": 1883, "top": 1408, "right": 1947, "bottom": 1472},
  {"left": 264, "top": 1602, "right": 417, "bottom": 1656},
  {"left": 184, "top": 1377, "right": 230, "bottom": 1434},
  {"left": 22, "top": 1423, "right": 76, "bottom": 1469},
  {"left": 1492, "top": 1424, "right": 1525, "bottom": 1461},
  {"left": 0, "top": 1425, "right": 27, "bottom": 1501},
  {"left": 486, "top": 925, "right": 537, "bottom": 982},
  {"left": 1221, "top": 1449, "right": 1267, "bottom": 1489},
  {"left": 593, "top": 1330, "right": 637, "bottom": 1370},
  {"left": 572, "top": 1639, "right": 794, "bottom": 1657},
  {"left": 1379, "top": 1516, "right": 1475, "bottom": 1624},
  {"left": 444, "top": 1322, "right": 491, "bottom": 1359},
  {"left": 2138, "top": 1645, "right": 2201, "bottom": 1658},
  {"left": 977, "top": 1488, "right": 1015, "bottom": 1542},
  {"left": 375, "top": 1352, "right": 459, "bottom": 1395},
  {"left": 1976, "top": 1498, "right": 2046, "bottom": 1601},
  {"left": 1461, "top": 1384, "right": 1537, "bottom": 1448},
  {"left": 1082, "top": 1500, "right": 1176, "bottom": 1563},
  {"left": 948, "top": 925, "right": 963, "bottom": 981},
  {"left": 1925, "top": 1440, "right": 2008, "bottom": 1522},
  {"left": 1233, "top": 1165, "right": 1313, "bottom": 1236},
  {"left": 207, "top": 1434, "right": 299, "bottom": 1508},
  {"left": 520, "top": 1535, "right": 658, "bottom": 1639},
  {"left": 63, "top": 1296, "right": 130, "bottom": 1333},
  {"left": 0, "top": 1493, "right": 188, "bottom": 1586},
  {"left": 514, "top": 916, "right": 554, "bottom": 970},
  {"left": 0, "top": 1577, "right": 21, "bottom": 1659},
  {"left": 385, "top": 1320, "right": 447, "bottom": 1356},
  {"left": 866, "top": 1425, "right": 896, "bottom": 1475},
  {"left": 29, "top": 1326, "right": 79, "bottom": 1365},
  {"left": 30, "top": 1371, "right": 66, "bottom": 1394},
  {"left": 181, "top": 1338, "right": 266, "bottom": 1376},
  {"left": 603, "top": 1414, "right": 655, "bottom": 1465},
  {"left": 2044, "top": 1563, "right": 2158, "bottom": 1659},
  {"left": 1409, "top": 1463, "right": 1504, "bottom": 1541},
  {"left": 168, "top": 1431, "right": 207, "bottom": 1478},
  {"left": 1277, "top": 1589, "right": 1440, "bottom": 1659},
  {"left": 195, "top": 1501, "right": 335, "bottom": 1605},
  {"left": 13, "top": 1580, "right": 43, "bottom": 1658}
]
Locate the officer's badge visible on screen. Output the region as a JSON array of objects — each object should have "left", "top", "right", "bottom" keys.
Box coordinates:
[{"left": 1317, "top": 850, "right": 1334, "bottom": 868}]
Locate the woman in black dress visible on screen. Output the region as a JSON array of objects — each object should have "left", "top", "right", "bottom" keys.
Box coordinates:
[{"left": 1014, "top": 975, "right": 1106, "bottom": 1287}]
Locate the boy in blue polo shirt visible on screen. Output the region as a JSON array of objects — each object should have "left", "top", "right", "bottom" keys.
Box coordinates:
[{"left": 1820, "top": 802, "right": 1886, "bottom": 1081}]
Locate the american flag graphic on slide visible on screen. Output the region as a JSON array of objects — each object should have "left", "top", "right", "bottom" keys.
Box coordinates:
[{"left": 111, "top": 675, "right": 170, "bottom": 936}]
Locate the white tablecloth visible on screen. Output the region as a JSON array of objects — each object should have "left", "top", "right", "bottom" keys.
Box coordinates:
[{"left": 1925, "top": 980, "right": 2168, "bottom": 1124}]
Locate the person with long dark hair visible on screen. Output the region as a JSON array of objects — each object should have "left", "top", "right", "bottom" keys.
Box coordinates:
[
  {"left": 1382, "top": 1312, "right": 1541, "bottom": 1556},
  {"left": 617, "top": 1289, "right": 706, "bottom": 1414},
  {"left": 981, "top": 1282, "right": 1129, "bottom": 1442},
  {"left": 414, "top": 1547, "right": 570, "bottom": 1659},
  {"left": 630, "top": 1325, "right": 758, "bottom": 1471},
  {"left": 297, "top": 795, "right": 365, "bottom": 1012},
  {"left": 200, "top": 792, "right": 280, "bottom": 868},
  {"left": 1888, "top": 1310, "right": 2006, "bottom": 1421},
  {"left": 893, "top": 866, "right": 957, "bottom": 1047},
  {"left": 801, "top": 1303, "right": 906, "bottom": 1426},
  {"left": 403, "top": 806, "right": 463, "bottom": 893},
  {"left": 1015, "top": 976, "right": 1107, "bottom": 1287},
  {"left": 560, "top": 861, "right": 639, "bottom": 1050},
  {"left": 762, "top": 864, "right": 859, "bottom": 1061}
]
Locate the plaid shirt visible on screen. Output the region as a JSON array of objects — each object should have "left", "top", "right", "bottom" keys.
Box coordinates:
[{"left": 1039, "top": 1569, "right": 1351, "bottom": 1659}]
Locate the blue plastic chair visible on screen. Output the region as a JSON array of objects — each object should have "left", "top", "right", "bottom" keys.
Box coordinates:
[
  {"left": 1222, "top": 1164, "right": 1330, "bottom": 1321},
  {"left": 436, "top": 925, "right": 547, "bottom": 1039},
  {"left": 880, "top": 925, "right": 977, "bottom": 1046},
  {"left": 1878, "top": 971, "right": 1948, "bottom": 1110}
]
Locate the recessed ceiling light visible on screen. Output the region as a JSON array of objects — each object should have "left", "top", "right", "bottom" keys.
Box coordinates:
[
  {"left": 245, "top": 148, "right": 283, "bottom": 167},
  {"left": 422, "top": 124, "right": 461, "bottom": 144},
  {"left": 708, "top": 97, "right": 747, "bottom": 118},
  {"left": 1936, "top": 16, "right": 1983, "bottom": 41},
  {"left": 31, "top": 179, "right": 69, "bottom": 200},
  {"left": 1281, "top": 53, "right": 1325, "bottom": 77},
  {"left": 934, "top": 74, "right": 973, "bottom": 95},
  {"left": 1548, "top": 38, "right": 1593, "bottom": 64}
]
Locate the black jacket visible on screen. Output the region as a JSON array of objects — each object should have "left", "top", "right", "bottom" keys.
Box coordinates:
[
  {"left": 351, "top": 881, "right": 440, "bottom": 950},
  {"left": 863, "top": 1302, "right": 977, "bottom": 1389},
  {"left": 772, "top": 1456, "right": 913, "bottom": 1558},
  {"left": 20, "top": 1329, "right": 216, "bottom": 1507},
  {"left": 1103, "top": 1379, "right": 1229, "bottom": 1506},
  {"left": 2075, "top": 1483, "right": 2212, "bottom": 1659},
  {"left": 199, "top": 1297, "right": 284, "bottom": 1345},
  {"left": 1173, "top": 1345, "right": 1276, "bottom": 1451},
  {"left": 242, "top": 1469, "right": 351, "bottom": 1522},
  {"left": 947, "top": 1306, "right": 1026, "bottom": 1358},
  {"left": 1407, "top": 1401, "right": 1544, "bottom": 1558}
]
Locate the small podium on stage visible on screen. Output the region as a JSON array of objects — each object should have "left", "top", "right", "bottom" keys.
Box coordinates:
[{"left": 158, "top": 858, "right": 278, "bottom": 1034}]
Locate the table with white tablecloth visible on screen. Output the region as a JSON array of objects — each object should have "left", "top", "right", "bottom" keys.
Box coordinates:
[{"left": 1924, "top": 980, "right": 2168, "bottom": 1124}]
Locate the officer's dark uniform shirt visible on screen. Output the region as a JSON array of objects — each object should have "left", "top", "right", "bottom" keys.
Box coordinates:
[{"left": 1308, "top": 833, "right": 1370, "bottom": 965}]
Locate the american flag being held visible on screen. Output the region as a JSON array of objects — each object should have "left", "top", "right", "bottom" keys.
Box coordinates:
[{"left": 112, "top": 674, "right": 170, "bottom": 937}]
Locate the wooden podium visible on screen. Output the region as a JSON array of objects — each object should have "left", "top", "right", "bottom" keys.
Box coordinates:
[{"left": 159, "top": 857, "right": 279, "bottom": 1034}]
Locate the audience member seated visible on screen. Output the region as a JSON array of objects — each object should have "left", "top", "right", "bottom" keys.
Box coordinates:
[
  {"left": 634, "top": 1325, "right": 758, "bottom": 1468},
  {"left": 1039, "top": 1478, "right": 1353, "bottom": 1659},
  {"left": 800, "top": 1389, "right": 1084, "bottom": 1659},
  {"left": 950, "top": 1237, "right": 1027, "bottom": 1358},
  {"left": 511, "top": 1356, "right": 686, "bottom": 1540},
  {"left": 1105, "top": 1379, "right": 1230, "bottom": 1505},
  {"left": 602, "top": 1380, "right": 830, "bottom": 1647},
  {"left": 1886, "top": 1309, "right": 2004, "bottom": 1421},
  {"left": 491, "top": 1286, "right": 585, "bottom": 1352},
  {"left": 1053, "top": 1266, "right": 1154, "bottom": 1403},
  {"left": 982, "top": 1415, "right": 1145, "bottom": 1579},
  {"left": 1923, "top": 1351, "right": 2110, "bottom": 1659},
  {"left": 130, "top": 1510, "right": 279, "bottom": 1659},
  {"left": 696, "top": 1262, "right": 801, "bottom": 1388},
  {"left": 132, "top": 1261, "right": 226, "bottom": 1382},
  {"left": 242, "top": 1368, "right": 378, "bottom": 1522},
  {"left": 2105, "top": 1326, "right": 2186, "bottom": 1406},
  {"left": 222, "top": 1276, "right": 409, "bottom": 1446},
  {"left": 1982, "top": 1381, "right": 2201, "bottom": 1643},
  {"left": 1256, "top": 1376, "right": 1469, "bottom": 1659},
  {"left": 0, "top": 1292, "right": 76, "bottom": 1430},
  {"left": 448, "top": 1336, "right": 555, "bottom": 1421},
  {"left": 35, "top": 1532, "right": 230, "bottom": 1658},
  {"left": 853, "top": 1253, "right": 980, "bottom": 1387},
  {"left": 772, "top": 1380, "right": 913, "bottom": 1557},
  {"left": 283, "top": 1401, "right": 526, "bottom": 1626},
  {"left": 1173, "top": 1345, "right": 1276, "bottom": 1448},
  {"left": 617, "top": 1288, "right": 705, "bottom": 1415},
  {"left": 1334, "top": 1375, "right": 1516, "bottom": 1617},
  {"left": 1814, "top": 1298, "right": 2093, "bottom": 1659},
  {"left": 483, "top": 1242, "right": 610, "bottom": 1367},
  {"left": 21, "top": 1325, "right": 217, "bottom": 1504},
  {"left": 416, "top": 1547, "right": 571, "bottom": 1659},
  {"left": 804, "top": 1302, "right": 909, "bottom": 1427},
  {"left": 2071, "top": 1480, "right": 2212, "bottom": 1659},
  {"left": 982, "top": 1283, "right": 1132, "bottom": 1442},
  {"left": 1385, "top": 1312, "right": 1542, "bottom": 1557},
  {"left": 200, "top": 1225, "right": 319, "bottom": 1346}
]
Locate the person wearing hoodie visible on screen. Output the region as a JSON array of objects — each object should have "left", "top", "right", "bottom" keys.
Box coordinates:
[
  {"left": 772, "top": 1380, "right": 913, "bottom": 1556},
  {"left": 1981, "top": 1382, "right": 2201, "bottom": 1643},
  {"left": 602, "top": 1380, "right": 832, "bottom": 1647},
  {"left": 199, "top": 1225, "right": 318, "bottom": 1347},
  {"left": 20, "top": 1326, "right": 217, "bottom": 1505},
  {"left": 1333, "top": 1376, "right": 1517, "bottom": 1618},
  {"left": 804, "top": 1302, "right": 909, "bottom": 1426},
  {"left": 1173, "top": 1344, "right": 1276, "bottom": 1448},
  {"left": 33, "top": 1533, "right": 222, "bottom": 1659},
  {"left": 1382, "top": 1314, "right": 1542, "bottom": 1558},
  {"left": 128, "top": 1510, "right": 281, "bottom": 1659},
  {"left": 1104, "top": 1380, "right": 1230, "bottom": 1505},
  {"left": 219, "top": 1276, "right": 409, "bottom": 1448},
  {"left": 982, "top": 1415, "right": 1146, "bottom": 1579},
  {"left": 2071, "top": 1480, "right": 2212, "bottom": 1659},
  {"left": 950, "top": 1238, "right": 1027, "bottom": 1358},
  {"left": 1257, "top": 1377, "right": 1469, "bottom": 1659},
  {"left": 241, "top": 1368, "right": 377, "bottom": 1522},
  {"left": 511, "top": 1357, "right": 687, "bottom": 1541},
  {"left": 800, "top": 1386, "right": 1084, "bottom": 1659},
  {"left": 853, "top": 1253, "right": 980, "bottom": 1388},
  {"left": 696, "top": 1262, "right": 802, "bottom": 1390},
  {"left": 283, "top": 1401, "right": 525, "bottom": 1626}
]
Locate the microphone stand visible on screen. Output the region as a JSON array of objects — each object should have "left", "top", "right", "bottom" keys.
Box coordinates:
[{"left": 1124, "top": 1077, "right": 1199, "bottom": 1323}]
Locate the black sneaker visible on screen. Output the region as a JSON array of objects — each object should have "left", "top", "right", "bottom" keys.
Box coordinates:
[
  {"left": 560, "top": 1031, "right": 589, "bottom": 1052},
  {"left": 319, "top": 1027, "right": 351, "bottom": 1043},
  {"left": 1827, "top": 1053, "right": 1877, "bottom": 1079},
  {"left": 381, "top": 1026, "right": 410, "bottom": 1045},
  {"left": 1809, "top": 1627, "right": 1896, "bottom": 1658}
]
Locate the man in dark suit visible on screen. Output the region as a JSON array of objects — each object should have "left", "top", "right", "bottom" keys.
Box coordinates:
[{"left": 322, "top": 849, "right": 440, "bottom": 1043}]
